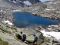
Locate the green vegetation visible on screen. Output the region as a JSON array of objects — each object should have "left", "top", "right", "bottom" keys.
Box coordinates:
[
  {"left": 0, "top": 38, "right": 9, "bottom": 45},
  {"left": 0, "top": 23, "right": 17, "bottom": 33}
]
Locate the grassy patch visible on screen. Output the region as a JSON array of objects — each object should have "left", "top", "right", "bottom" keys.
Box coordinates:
[{"left": 0, "top": 38, "right": 9, "bottom": 45}]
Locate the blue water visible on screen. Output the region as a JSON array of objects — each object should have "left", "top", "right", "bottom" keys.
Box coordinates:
[{"left": 13, "top": 12, "right": 59, "bottom": 27}]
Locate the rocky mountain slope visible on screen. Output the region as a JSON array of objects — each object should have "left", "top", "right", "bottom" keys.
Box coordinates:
[
  {"left": 6, "top": 0, "right": 41, "bottom": 7},
  {"left": 36, "top": 0, "right": 60, "bottom": 19}
]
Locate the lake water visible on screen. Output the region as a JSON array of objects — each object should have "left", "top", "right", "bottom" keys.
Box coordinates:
[{"left": 13, "top": 12, "right": 59, "bottom": 27}]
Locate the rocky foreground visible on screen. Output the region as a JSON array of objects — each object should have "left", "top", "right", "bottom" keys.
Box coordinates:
[{"left": 0, "top": 20, "right": 60, "bottom": 45}]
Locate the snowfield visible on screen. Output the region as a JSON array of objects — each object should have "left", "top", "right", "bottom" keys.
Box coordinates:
[{"left": 41, "top": 30, "right": 60, "bottom": 41}]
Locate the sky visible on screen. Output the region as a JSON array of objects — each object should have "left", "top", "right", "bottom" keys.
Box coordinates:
[{"left": 40, "top": 0, "right": 49, "bottom": 2}]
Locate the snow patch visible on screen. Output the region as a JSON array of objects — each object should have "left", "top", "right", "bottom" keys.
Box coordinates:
[
  {"left": 48, "top": 25, "right": 59, "bottom": 27},
  {"left": 41, "top": 30, "right": 60, "bottom": 41},
  {"left": 13, "top": 0, "right": 16, "bottom": 3},
  {"left": 45, "top": 8, "right": 56, "bottom": 11},
  {"left": 23, "top": 1, "right": 32, "bottom": 6},
  {"left": 13, "top": 10, "right": 21, "bottom": 12},
  {"left": 2, "top": 20, "right": 13, "bottom": 26}
]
